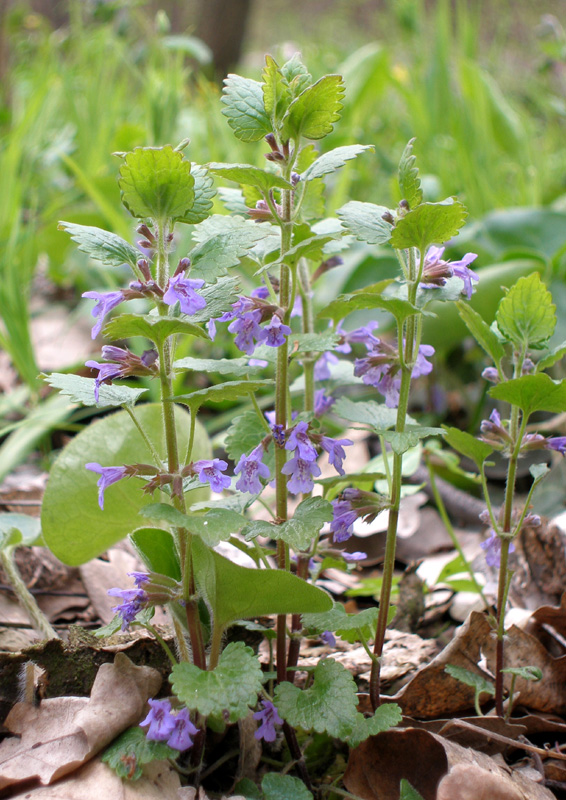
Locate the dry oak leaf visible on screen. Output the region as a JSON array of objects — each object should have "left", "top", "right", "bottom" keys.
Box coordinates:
[
  {"left": 0, "top": 652, "right": 161, "bottom": 790},
  {"left": 482, "top": 622, "right": 566, "bottom": 714},
  {"left": 8, "top": 756, "right": 181, "bottom": 799},
  {"left": 390, "top": 611, "right": 493, "bottom": 718}
]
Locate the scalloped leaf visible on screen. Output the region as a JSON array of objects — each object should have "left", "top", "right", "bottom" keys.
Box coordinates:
[
  {"left": 398, "top": 138, "right": 423, "bottom": 210},
  {"left": 174, "top": 356, "right": 264, "bottom": 376},
  {"left": 58, "top": 222, "right": 139, "bottom": 269},
  {"left": 274, "top": 659, "right": 359, "bottom": 738},
  {"left": 102, "top": 726, "right": 178, "bottom": 781},
  {"left": 262, "top": 774, "right": 313, "bottom": 800},
  {"left": 456, "top": 301, "right": 506, "bottom": 368},
  {"left": 140, "top": 503, "right": 246, "bottom": 547},
  {"left": 537, "top": 341, "right": 566, "bottom": 372},
  {"left": 225, "top": 409, "right": 268, "bottom": 462},
  {"left": 280, "top": 54, "right": 312, "bottom": 96},
  {"left": 303, "top": 602, "right": 379, "bottom": 644},
  {"left": 262, "top": 55, "right": 291, "bottom": 124},
  {"left": 189, "top": 222, "right": 273, "bottom": 283},
  {"left": 172, "top": 379, "right": 273, "bottom": 413},
  {"left": 489, "top": 374, "right": 566, "bottom": 416},
  {"left": 243, "top": 497, "right": 333, "bottom": 551},
  {"left": 189, "top": 276, "right": 240, "bottom": 322},
  {"left": 209, "top": 163, "right": 293, "bottom": 193},
  {"left": 334, "top": 397, "right": 398, "bottom": 430},
  {"left": 302, "top": 145, "right": 374, "bottom": 182},
  {"left": 347, "top": 703, "right": 403, "bottom": 749},
  {"left": 171, "top": 641, "right": 263, "bottom": 721},
  {"left": 495, "top": 272, "right": 556, "bottom": 348},
  {"left": 191, "top": 536, "right": 332, "bottom": 631},
  {"left": 178, "top": 162, "right": 215, "bottom": 225},
  {"left": 221, "top": 74, "right": 272, "bottom": 142},
  {"left": 337, "top": 201, "right": 393, "bottom": 245},
  {"left": 281, "top": 75, "right": 345, "bottom": 141},
  {"left": 104, "top": 314, "right": 208, "bottom": 346},
  {"left": 43, "top": 372, "right": 147, "bottom": 409},
  {"left": 318, "top": 284, "right": 416, "bottom": 325},
  {"left": 379, "top": 426, "right": 444, "bottom": 455},
  {"left": 390, "top": 198, "right": 468, "bottom": 252},
  {"left": 118, "top": 146, "right": 195, "bottom": 222}
]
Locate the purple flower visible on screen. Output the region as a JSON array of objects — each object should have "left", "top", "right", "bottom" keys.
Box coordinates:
[
  {"left": 85, "top": 359, "right": 126, "bottom": 402},
  {"left": 107, "top": 586, "right": 148, "bottom": 630},
  {"left": 193, "top": 459, "right": 231, "bottom": 492},
  {"left": 337, "top": 319, "right": 380, "bottom": 351},
  {"left": 321, "top": 630, "right": 336, "bottom": 647},
  {"left": 480, "top": 531, "right": 515, "bottom": 568},
  {"left": 82, "top": 290, "right": 125, "bottom": 339},
  {"left": 253, "top": 700, "right": 283, "bottom": 742},
  {"left": 546, "top": 437, "right": 566, "bottom": 455},
  {"left": 482, "top": 367, "right": 500, "bottom": 383},
  {"left": 167, "top": 708, "right": 198, "bottom": 751},
  {"left": 314, "top": 351, "right": 339, "bottom": 381},
  {"left": 281, "top": 456, "right": 321, "bottom": 494},
  {"left": 163, "top": 274, "right": 206, "bottom": 315},
  {"left": 286, "top": 421, "right": 317, "bottom": 462},
  {"left": 234, "top": 446, "right": 270, "bottom": 494},
  {"left": 128, "top": 571, "right": 150, "bottom": 587},
  {"left": 342, "top": 551, "right": 367, "bottom": 562},
  {"left": 330, "top": 499, "right": 357, "bottom": 543},
  {"left": 85, "top": 462, "right": 127, "bottom": 509},
  {"left": 314, "top": 390, "right": 335, "bottom": 417},
  {"left": 86, "top": 346, "right": 158, "bottom": 402},
  {"left": 140, "top": 699, "right": 176, "bottom": 741},
  {"left": 263, "top": 315, "right": 291, "bottom": 348},
  {"left": 320, "top": 436, "right": 353, "bottom": 476},
  {"left": 412, "top": 344, "right": 435, "bottom": 378},
  {"left": 228, "top": 310, "right": 266, "bottom": 355},
  {"left": 421, "top": 246, "right": 479, "bottom": 299}
]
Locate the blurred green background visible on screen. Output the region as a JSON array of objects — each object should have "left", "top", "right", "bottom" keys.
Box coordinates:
[{"left": 1, "top": 0, "right": 566, "bottom": 479}]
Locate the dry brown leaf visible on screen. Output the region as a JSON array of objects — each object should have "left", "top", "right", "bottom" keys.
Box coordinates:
[
  {"left": 390, "top": 611, "right": 493, "bottom": 718},
  {"left": 511, "top": 521, "right": 566, "bottom": 608},
  {"left": 237, "top": 712, "right": 262, "bottom": 781},
  {"left": 412, "top": 716, "right": 528, "bottom": 755},
  {"left": 0, "top": 653, "right": 161, "bottom": 790},
  {"left": 482, "top": 623, "right": 566, "bottom": 714},
  {"left": 8, "top": 756, "right": 181, "bottom": 799},
  {"left": 344, "top": 728, "right": 555, "bottom": 800}
]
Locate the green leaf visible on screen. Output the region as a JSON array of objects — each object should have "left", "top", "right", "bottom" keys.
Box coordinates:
[
  {"left": 280, "top": 54, "right": 312, "bottom": 96},
  {"left": 390, "top": 198, "right": 468, "bottom": 252},
  {"left": 442, "top": 426, "right": 494, "bottom": 470},
  {"left": 281, "top": 75, "right": 345, "bottom": 141},
  {"left": 171, "top": 641, "right": 263, "bottom": 721},
  {"left": 172, "top": 379, "right": 273, "bottom": 413},
  {"left": 347, "top": 703, "right": 403, "bottom": 749},
  {"left": 302, "top": 145, "right": 374, "bottom": 182},
  {"left": 318, "top": 285, "right": 416, "bottom": 325},
  {"left": 102, "top": 726, "right": 178, "bottom": 781},
  {"left": 191, "top": 537, "right": 332, "bottom": 630},
  {"left": 140, "top": 503, "right": 246, "bottom": 547},
  {"left": 243, "top": 497, "right": 333, "bottom": 551},
  {"left": 489, "top": 374, "right": 566, "bottom": 416},
  {"left": 41, "top": 404, "right": 211, "bottom": 565},
  {"left": 225, "top": 410, "right": 268, "bottom": 462},
  {"left": 399, "top": 779, "right": 426, "bottom": 800},
  {"left": 495, "top": 273, "right": 556, "bottom": 348},
  {"left": 456, "top": 301, "right": 506, "bottom": 368},
  {"left": 537, "top": 341, "right": 566, "bottom": 372},
  {"left": 209, "top": 163, "right": 293, "bottom": 193},
  {"left": 118, "top": 146, "right": 195, "bottom": 222},
  {"left": 129, "top": 527, "right": 181, "bottom": 580},
  {"left": 234, "top": 778, "right": 263, "bottom": 800},
  {"left": 261, "top": 233, "right": 340, "bottom": 274},
  {"left": 189, "top": 220, "right": 273, "bottom": 283},
  {"left": 0, "top": 513, "right": 42, "bottom": 550},
  {"left": 262, "top": 55, "right": 291, "bottom": 125},
  {"left": 274, "top": 659, "right": 359, "bottom": 738},
  {"left": 501, "top": 666, "right": 543, "bottom": 681},
  {"left": 290, "top": 332, "right": 341, "bottom": 354},
  {"left": 530, "top": 463, "right": 549, "bottom": 482},
  {"left": 104, "top": 314, "right": 207, "bottom": 346},
  {"left": 178, "top": 163, "right": 215, "bottom": 225},
  {"left": 58, "top": 222, "right": 139, "bottom": 269},
  {"left": 221, "top": 74, "right": 272, "bottom": 142},
  {"left": 379, "top": 427, "right": 444, "bottom": 455},
  {"left": 444, "top": 664, "right": 495, "bottom": 701},
  {"left": 398, "top": 138, "right": 423, "bottom": 210},
  {"left": 303, "top": 602, "right": 379, "bottom": 644},
  {"left": 262, "top": 773, "right": 313, "bottom": 800},
  {"left": 334, "top": 397, "right": 399, "bottom": 430},
  {"left": 190, "top": 276, "right": 240, "bottom": 322},
  {"left": 336, "top": 201, "right": 393, "bottom": 245},
  {"left": 174, "top": 356, "right": 264, "bottom": 377},
  {"left": 43, "top": 373, "right": 147, "bottom": 409}
]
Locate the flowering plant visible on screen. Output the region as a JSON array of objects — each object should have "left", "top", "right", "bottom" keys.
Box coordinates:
[{"left": 37, "top": 53, "right": 566, "bottom": 793}]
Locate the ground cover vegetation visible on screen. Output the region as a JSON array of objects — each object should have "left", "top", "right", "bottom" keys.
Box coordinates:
[{"left": 1, "top": 2, "right": 566, "bottom": 799}]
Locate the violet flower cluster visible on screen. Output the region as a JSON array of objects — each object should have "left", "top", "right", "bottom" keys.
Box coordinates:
[
  {"left": 208, "top": 293, "right": 291, "bottom": 356},
  {"left": 141, "top": 698, "right": 198, "bottom": 751},
  {"left": 253, "top": 700, "right": 283, "bottom": 742}
]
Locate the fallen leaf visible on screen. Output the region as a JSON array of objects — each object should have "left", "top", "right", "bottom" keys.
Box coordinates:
[
  {"left": 0, "top": 653, "right": 161, "bottom": 790},
  {"left": 390, "top": 611, "right": 493, "bottom": 718}
]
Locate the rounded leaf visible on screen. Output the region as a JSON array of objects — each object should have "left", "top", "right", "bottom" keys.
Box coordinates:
[{"left": 119, "top": 146, "right": 195, "bottom": 221}]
